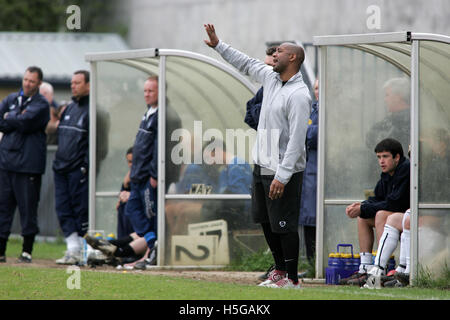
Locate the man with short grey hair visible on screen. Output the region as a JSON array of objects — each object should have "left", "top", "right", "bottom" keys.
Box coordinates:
[
  {"left": 366, "top": 77, "right": 410, "bottom": 154},
  {"left": 40, "top": 81, "right": 60, "bottom": 145}
]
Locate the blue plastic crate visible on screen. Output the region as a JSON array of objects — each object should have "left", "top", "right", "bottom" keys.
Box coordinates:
[{"left": 325, "top": 244, "right": 359, "bottom": 285}]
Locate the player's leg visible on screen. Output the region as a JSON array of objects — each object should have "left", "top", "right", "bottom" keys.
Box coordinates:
[
  {"left": 364, "top": 212, "right": 403, "bottom": 289},
  {"left": 394, "top": 210, "right": 410, "bottom": 286},
  {"left": 0, "top": 170, "right": 17, "bottom": 262},
  {"left": 252, "top": 165, "right": 286, "bottom": 286},
  {"left": 265, "top": 171, "right": 302, "bottom": 289},
  {"left": 14, "top": 172, "right": 42, "bottom": 263},
  {"left": 357, "top": 216, "right": 376, "bottom": 273}
]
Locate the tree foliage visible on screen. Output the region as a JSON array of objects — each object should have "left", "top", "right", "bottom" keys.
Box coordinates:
[
  {"left": 0, "top": 0, "right": 64, "bottom": 31},
  {"left": 0, "top": 0, "right": 126, "bottom": 35}
]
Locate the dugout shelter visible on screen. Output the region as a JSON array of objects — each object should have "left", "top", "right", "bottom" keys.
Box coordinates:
[
  {"left": 85, "top": 48, "right": 264, "bottom": 267},
  {"left": 313, "top": 32, "right": 450, "bottom": 284}
]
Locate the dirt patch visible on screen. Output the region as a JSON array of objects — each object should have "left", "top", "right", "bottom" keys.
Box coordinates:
[{"left": 1, "top": 258, "right": 325, "bottom": 287}]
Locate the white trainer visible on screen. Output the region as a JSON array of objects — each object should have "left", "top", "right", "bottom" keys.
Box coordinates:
[
  {"left": 363, "top": 266, "right": 384, "bottom": 289},
  {"left": 266, "top": 278, "right": 301, "bottom": 289},
  {"left": 258, "top": 269, "right": 287, "bottom": 287},
  {"left": 55, "top": 251, "right": 81, "bottom": 265}
]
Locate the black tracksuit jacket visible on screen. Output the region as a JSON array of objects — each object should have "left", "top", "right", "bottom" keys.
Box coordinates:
[
  {"left": 53, "top": 95, "right": 89, "bottom": 174},
  {"left": 360, "top": 156, "right": 410, "bottom": 219},
  {"left": 0, "top": 91, "right": 49, "bottom": 174}
]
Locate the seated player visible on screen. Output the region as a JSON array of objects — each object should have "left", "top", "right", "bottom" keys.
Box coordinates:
[{"left": 342, "top": 138, "right": 410, "bottom": 286}]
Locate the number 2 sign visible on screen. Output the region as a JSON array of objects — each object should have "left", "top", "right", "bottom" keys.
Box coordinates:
[{"left": 171, "top": 219, "right": 230, "bottom": 265}]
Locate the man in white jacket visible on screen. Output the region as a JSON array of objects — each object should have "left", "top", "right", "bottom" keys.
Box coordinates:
[{"left": 204, "top": 24, "right": 311, "bottom": 288}]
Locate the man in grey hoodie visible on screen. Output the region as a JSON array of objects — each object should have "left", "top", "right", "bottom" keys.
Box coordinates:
[{"left": 204, "top": 24, "right": 311, "bottom": 288}]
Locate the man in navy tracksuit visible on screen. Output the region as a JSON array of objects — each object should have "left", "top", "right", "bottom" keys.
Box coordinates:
[
  {"left": 53, "top": 70, "right": 90, "bottom": 265},
  {"left": 299, "top": 79, "right": 319, "bottom": 263},
  {"left": 244, "top": 46, "right": 277, "bottom": 130},
  {"left": 125, "top": 75, "right": 159, "bottom": 268},
  {"left": 0, "top": 66, "right": 49, "bottom": 263}
]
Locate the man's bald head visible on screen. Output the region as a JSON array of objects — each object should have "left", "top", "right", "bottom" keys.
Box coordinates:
[
  {"left": 273, "top": 43, "right": 305, "bottom": 76},
  {"left": 280, "top": 42, "right": 305, "bottom": 68}
]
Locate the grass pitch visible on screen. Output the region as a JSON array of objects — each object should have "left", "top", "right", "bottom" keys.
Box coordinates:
[
  {"left": 1, "top": 239, "right": 448, "bottom": 300},
  {"left": 0, "top": 266, "right": 448, "bottom": 300}
]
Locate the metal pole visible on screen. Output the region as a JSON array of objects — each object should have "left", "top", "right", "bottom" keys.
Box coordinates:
[
  {"left": 157, "top": 55, "right": 167, "bottom": 266},
  {"left": 410, "top": 40, "right": 420, "bottom": 284},
  {"left": 88, "top": 61, "right": 97, "bottom": 231},
  {"left": 315, "top": 46, "right": 326, "bottom": 279}
]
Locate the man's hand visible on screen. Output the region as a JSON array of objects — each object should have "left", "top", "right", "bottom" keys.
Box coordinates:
[
  {"left": 119, "top": 190, "right": 130, "bottom": 204},
  {"left": 269, "top": 179, "right": 285, "bottom": 200},
  {"left": 123, "top": 170, "right": 131, "bottom": 189},
  {"left": 204, "top": 24, "right": 219, "bottom": 48},
  {"left": 150, "top": 177, "right": 158, "bottom": 189},
  {"left": 346, "top": 202, "right": 361, "bottom": 219}
]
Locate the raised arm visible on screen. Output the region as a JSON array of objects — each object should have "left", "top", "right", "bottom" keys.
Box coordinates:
[
  {"left": 203, "top": 24, "right": 272, "bottom": 84},
  {"left": 204, "top": 24, "right": 219, "bottom": 48}
]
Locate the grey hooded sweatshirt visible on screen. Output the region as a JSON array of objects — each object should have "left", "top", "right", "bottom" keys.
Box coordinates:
[{"left": 214, "top": 40, "right": 311, "bottom": 184}]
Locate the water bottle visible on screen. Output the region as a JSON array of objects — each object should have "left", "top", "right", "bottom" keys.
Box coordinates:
[
  {"left": 326, "top": 252, "right": 340, "bottom": 284},
  {"left": 342, "top": 253, "right": 353, "bottom": 272},
  {"left": 106, "top": 233, "right": 116, "bottom": 241},
  {"left": 335, "top": 253, "right": 344, "bottom": 270},
  {"left": 81, "top": 238, "right": 88, "bottom": 266},
  {"left": 94, "top": 232, "right": 103, "bottom": 239},
  {"left": 351, "top": 253, "right": 360, "bottom": 273},
  {"left": 387, "top": 255, "right": 396, "bottom": 271},
  {"left": 328, "top": 253, "right": 337, "bottom": 268}
]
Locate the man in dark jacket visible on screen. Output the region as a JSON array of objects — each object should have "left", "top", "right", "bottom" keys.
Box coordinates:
[
  {"left": 343, "top": 138, "right": 410, "bottom": 285},
  {"left": 299, "top": 79, "right": 319, "bottom": 262},
  {"left": 124, "top": 76, "right": 159, "bottom": 269},
  {"left": 53, "top": 70, "right": 90, "bottom": 265},
  {"left": 0, "top": 66, "right": 50, "bottom": 263},
  {"left": 244, "top": 46, "right": 277, "bottom": 130},
  {"left": 116, "top": 147, "right": 134, "bottom": 239}
]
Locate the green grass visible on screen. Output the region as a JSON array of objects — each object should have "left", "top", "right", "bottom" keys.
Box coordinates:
[
  {"left": 2, "top": 239, "right": 448, "bottom": 300},
  {"left": 0, "top": 266, "right": 448, "bottom": 300},
  {"left": 227, "top": 248, "right": 315, "bottom": 277},
  {"left": 5, "top": 238, "right": 67, "bottom": 260},
  {"left": 226, "top": 248, "right": 274, "bottom": 272},
  {"left": 414, "top": 263, "right": 450, "bottom": 290}
]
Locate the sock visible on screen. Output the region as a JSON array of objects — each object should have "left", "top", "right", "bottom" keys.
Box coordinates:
[
  {"left": 261, "top": 223, "right": 286, "bottom": 271},
  {"left": 109, "top": 236, "right": 133, "bottom": 247},
  {"left": 401, "top": 210, "right": 411, "bottom": 274},
  {"left": 359, "top": 252, "right": 373, "bottom": 273},
  {"left": 0, "top": 238, "right": 7, "bottom": 256},
  {"left": 22, "top": 234, "right": 36, "bottom": 255},
  {"left": 397, "top": 233, "right": 407, "bottom": 273},
  {"left": 395, "top": 264, "right": 406, "bottom": 273},
  {"left": 374, "top": 224, "right": 400, "bottom": 271},
  {"left": 79, "top": 236, "right": 85, "bottom": 251},
  {"left": 401, "top": 229, "right": 410, "bottom": 274},
  {"left": 280, "top": 232, "right": 299, "bottom": 283},
  {"left": 114, "top": 244, "right": 134, "bottom": 257},
  {"left": 66, "top": 232, "right": 81, "bottom": 253},
  {"left": 144, "top": 231, "right": 156, "bottom": 249}
]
